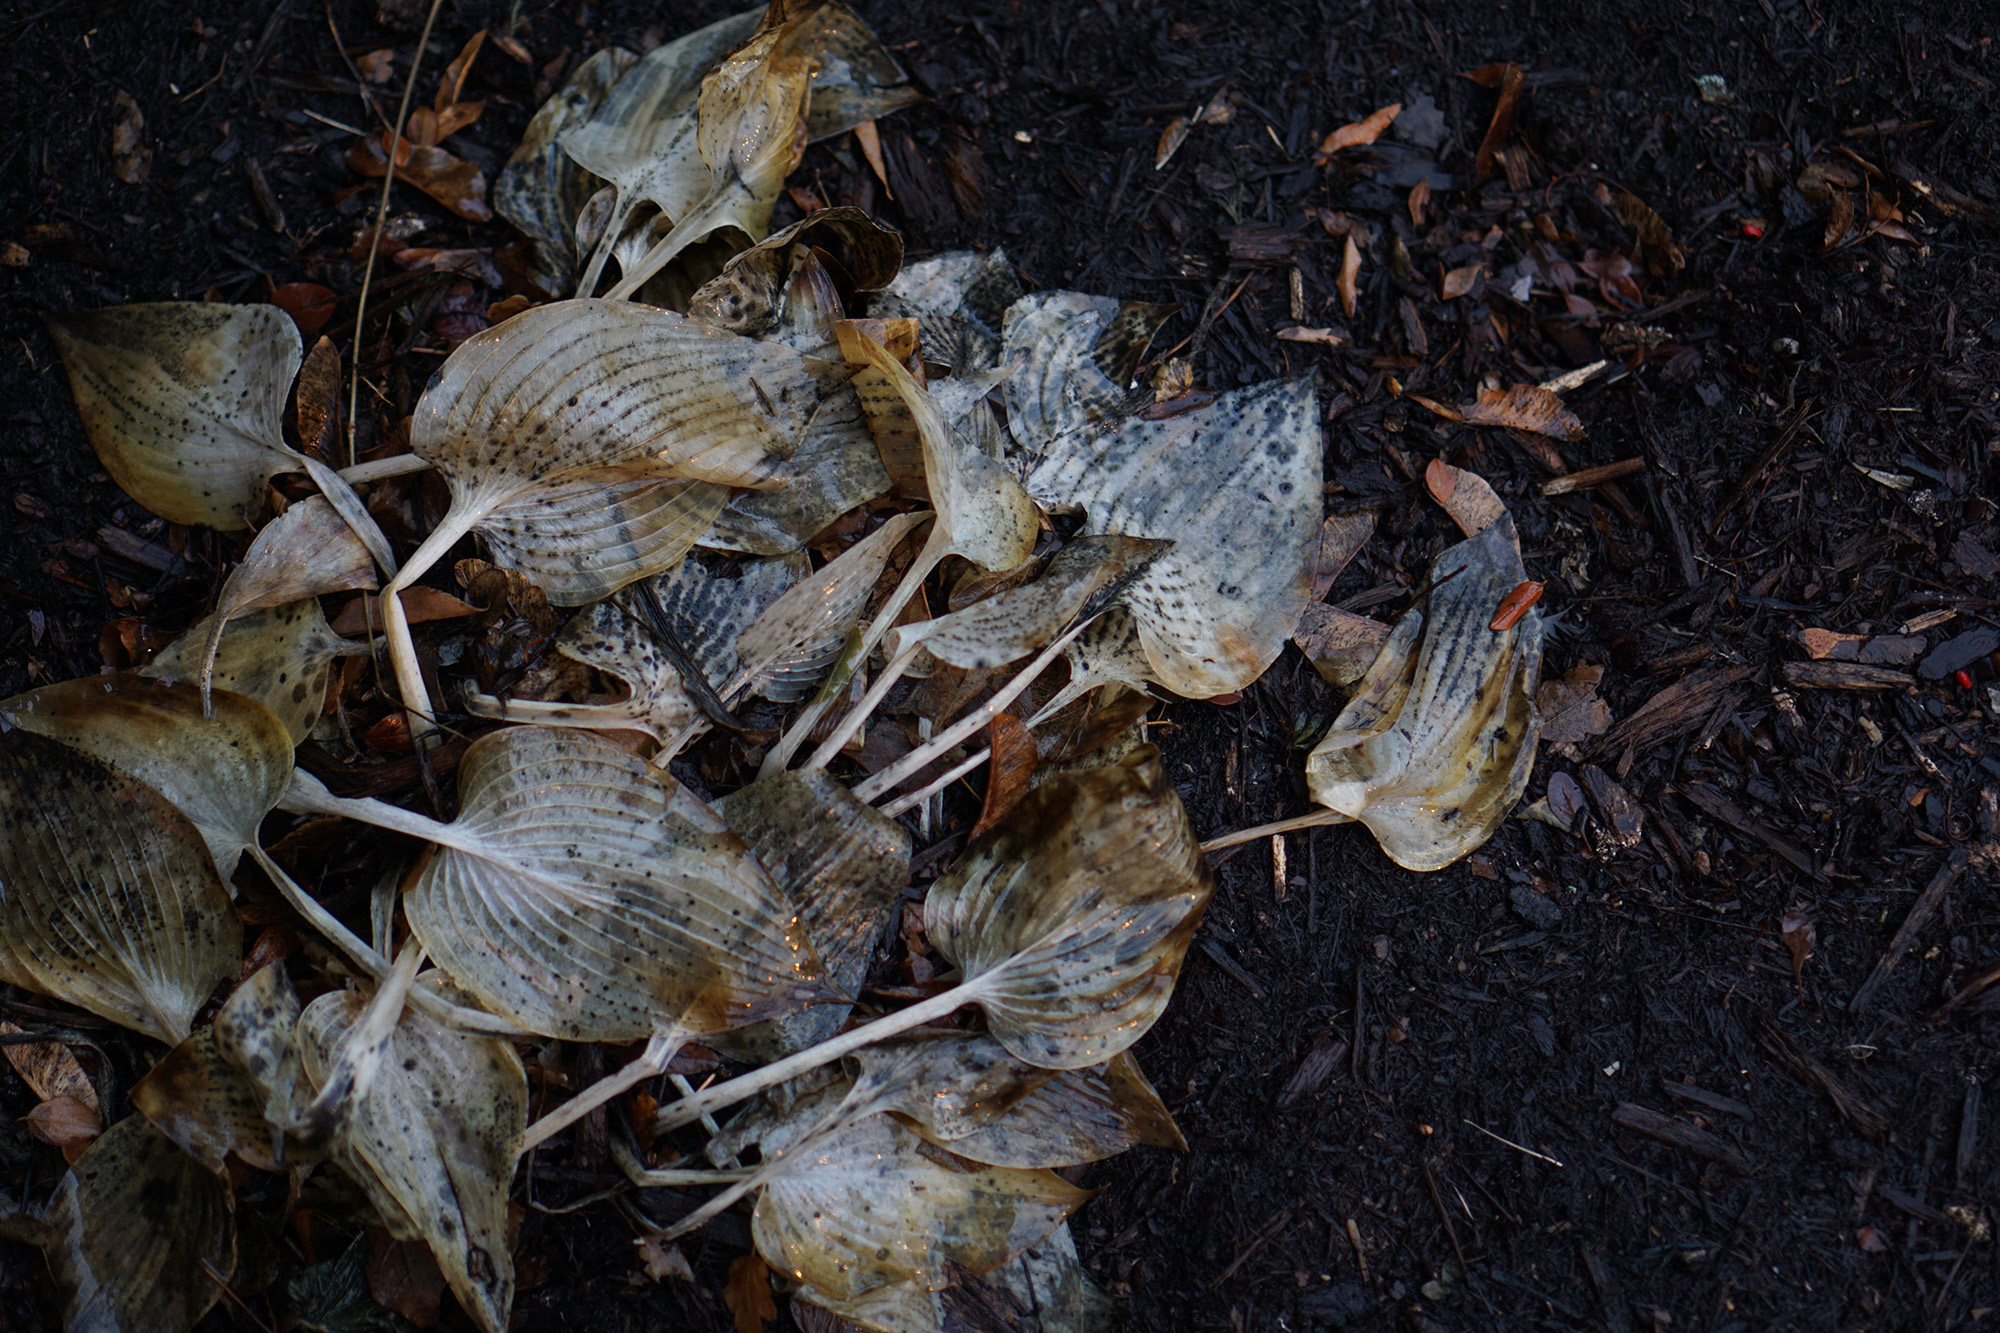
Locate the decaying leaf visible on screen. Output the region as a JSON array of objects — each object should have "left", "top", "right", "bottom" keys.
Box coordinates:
[
  {"left": 1537, "top": 664, "right": 1613, "bottom": 747},
  {"left": 1028, "top": 608, "right": 1158, "bottom": 725},
  {"left": 0, "top": 674, "right": 294, "bottom": 881},
  {"left": 0, "top": 728, "right": 239, "bottom": 1042},
  {"left": 41, "top": 1115, "right": 237, "bottom": 1333},
  {"left": 198, "top": 496, "right": 378, "bottom": 707},
  {"left": 24, "top": 1095, "right": 101, "bottom": 1163},
  {"left": 1292, "top": 602, "right": 1393, "bottom": 687},
  {"left": 0, "top": 1021, "right": 98, "bottom": 1111},
  {"left": 1616, "top": 191, "right": 1686, "bottom": 276},
  {"left": 725, "top": 1253, "right": 779, "bottom": 1333},
  {"left": 299, "top": 988, "right": 526, "bottom": 1333},
  {"left": 1460, "top": 383, "right": 1586, "bottom": 441},
  {"left": 1337, "top": 233, "right": 1361, "bottom": 318},
  {"left": 286, "top": 726, "right": 823, "bottom": 1041},
  {"left": 1304, "top": 519, "right": 1544, "bottom": 871},
  {"left": 1026, "top": 376, "right": 1320, "bottom": 698},
  {"left": 712, "top": 769, "right": 910, "bottom": 1060},
  {"left": 972, "top": 713, "right": 1039, "bottom": 841},
  {"left": 753, "top": 1111, "right": 1086, "bottom": 1313},
  {"left": 143, "top": 599, "right": 363, "bottom": 745},
  {"left": 1001, "top": 291, "right": 1174, "bottom": 458},
  {"left": 1424, "top": 458, "right": 1508, "bottom": 538},
  {"left": 131, "top": 1022, "right": 286, "bottom": 1174},
  {"left": 46, "top": 302, "right": 303, "bottom": 530},
  {"left": 1780, "top": 910, "right": 1816, "bottom": 985},
  {"left": 691, "top": 208, "right": 904, "bottom": 338},
  {"left": 926, "top": 746, "right": 1210, "bottom": 1069},
  {"left": 1313, "top": 102, "right": 1401, "bottom": 163},
  {"left": 869, "top": 248, "right": 1023, "bottom": 375},
  {"left": 494, "top": 46, "right": 639, "bottom": 292},
  {"left": 110, "top": 90, "right": 152, "bottom": 183}
]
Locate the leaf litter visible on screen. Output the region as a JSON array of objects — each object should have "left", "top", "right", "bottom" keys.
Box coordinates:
[{"left": 5, "top": 4, "right": 1596, "bottom": 1325}]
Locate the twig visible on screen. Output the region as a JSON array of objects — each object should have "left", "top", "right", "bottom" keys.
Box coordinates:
[
  {"left": 1850, "top": 848, "right": 1967, "bottom": 1014},
  {"left": 1461, "top": 1118, "right": 1565, "bottom": 1167}
]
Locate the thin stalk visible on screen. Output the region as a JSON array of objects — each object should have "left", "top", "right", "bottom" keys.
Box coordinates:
[
  {"left": 522, "top": 1030, "right": 684, "bottom": 1151},
  {"left": 380, "top": 506, "right": 484, "bottom": 741},
  {"left": 756, "top": 628, "right": 864, "bottom": 779},
  {"left": 877, "top": 746, "right": 988, "bottom": 820},
  {"left": 802, "top": 642, "right": 920, "bottom": 771},
  {"left": 300, "top": 938, "right": 424, "bottom": 1141},
  {"left": 608, "top": 1133, "right": 753, "bottom": 1189},
  {"left": 338, "top": 453, "right": 433, "bottom": 486},
  {"left": 851, "top": 620, "right": 1087, "bottom": 804},
  {"left": 1199, "top": 808, "right": 1352, "bottom": 854},
  {"left": 653, "top": 981, "right": 981, "bottom": 1134}
]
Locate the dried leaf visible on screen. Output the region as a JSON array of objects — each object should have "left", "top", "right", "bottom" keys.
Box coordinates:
[
  {"left": 1423, "top": 459, "right": 1508, "bottom": 538},
  {"left": 794, "top": 4, "right": 924, "bottom": 141},
  {"left": 753, "top": 1113, "right": 1085, "bottom": 1309},
  {"left": 1544, "top": 770, "right": 1587, "bottom": 830},
  {"left": 24, "top": 1095, "right": 102, "bottom": 1162},
  {"left": 1025, "top": 377, "right": 1320, "bottom": 697},
  {"left": 972, "top": 713, "right": 1039, "bottom": 841},
  {"left": 144, "top": 600, "right": 362, "bottom": 745},
  {"left": 329, "top": 585, "right": 483, "bottom": 636},
  {"left": 1001, "top": 291, "right": 1175, "bottom": 458},
  {"left": 1155, "top": 116, "right": 1191, "bottom": 170},
  {"left": 1305, "top": 519, "right": 1544, "bottom": 871},
  {"left": 1781, "top": 910, "right": 1816, "bottom": 985},
  {"left": 1292, "top": 602, "right": 1392, "bottom": 687},
  {"left": 41, "top": 1116, "right": 236, "bottom": 1333},
  {"left": 734, "top": 513, "right": 929, "bottom": 702},
  {"left": 1461, "top": 62, "right": 1523, "bottom": 184},
  {"left": 725, "top": 1253, "right": 778, "bottom": 1333},
  {"left": 111, "top": 91, "right": 152, "bottom": 183},
  {"left": 1615, "top": 191, "right": 1685, "bottom": 276},
  {"left": 1312, "top": 510, "right": 1375, "bottom": 598},
  {"left": 1536, "top": 664, "right": 1613, "bottom": 746},
  {"left": 274, "top": 284, "right": 340, "bottom": 342},
  {"left": 495, "top": 47, "right": 637, "bottom": 293},
  {"left": 712, "top": 770, "right": 909, "bottom": 1060},
  {"left": 0, "top": 1022, "right": 97, "bottom": 1110},
  {"left": 368, "top": 1233, "right": 450, "bottom": 1328},
  {"left": 1337, "top": 234, "right": 1361, "bottom": 317},
  {"left": 347, "top": 131, "right": 492, "bottom": 222},
  {"left": 637, "top": 1235, "right": 694, "bottom": 1284},
  {"left": 1, "top": 673, "right": 293, "bottom": 881},
  {"left": 299, "top": 989, "right": 526, "bottom": 1333},
  {"left": 46, "top": 302, "right": 303, "bottom": 530},
  {"left": 1029, "top": 606, "right": 1159, "bottom": 725},
  {"left": 1461, "top": 384, "right": 1586, "bottom": 441},
  {"left": 868, "top": 248, "right": 1023, "bottom": 375},
  {"left": 1313, "top": 102, "right": 1401, "bottom": 163},
  {"left": 131, "top": 1023, "right": 285, "bottom": 1174},
  {"left": 0, "top": 728, "right": 240, "bottom": 1042},
  {"left": 927, "top": 746, "right": 1211, "bottom": 1068},
  {"left": 1440, "top": 262, "right": 1484, "bottom": 300},
  {"left": 406, "top": 298, "right": 814, "bottom": 606},
  {"left": 291, "top": 727, "right": 823, "bottom": 1041}
]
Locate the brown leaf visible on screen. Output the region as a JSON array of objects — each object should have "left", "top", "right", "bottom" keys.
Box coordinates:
[
  {"left": 1545, "top": 770, "right": 1587, "bottom": 830},
  {"left": 1312, "top": 510, "right": 1375, "bottom": 598},
  {"left": 435, "top": 31, "right": 487, "bottom": 116},
  {"left": 1461, "top": 384, "right": 1586, "bottom": 441},
  {"left": 1824, "top": 191, "right": 1856, "bottom": 251},
  {"left": 1337, "top": 234, "right": 1361, "bottom": 318},
  {"left": 1537, "top": 664, "right": 1613, "bottom": 746},
  {"left": 0, "top": 1022, "right": 97, "bottom": 1110},
  {"left": 1313, "top": 102, "right": 1401, "bottom": 164},
  {"left": 1440, "top": 262, "right": 1484, "bottom": 300},
  {"left": 1780, "top": 910, "right": 1816, "bottom": 986},
  {"left": 25, "top": 1095, "right": 102, "bottom": 1163},
  {"left": 971, "top": 713, "right": 1038, "bottom": 841},
  {"left": 1460, "top": 63, "right": 1523, "bottom": 184},
  {"left": 347, "top": 132, "right": 492, "bottom": 223},
  {"left": 1424, "top": 460, "right": 1508, "bottom": 538},
  {"left": 330, "top": 586, "right": 483, "bottom": 636},
  {"left": 1615, "top": 192, "right": 1686, "bottom": 276},
  {"left": 271, "top": 283, "right": 340, "bottom": 341},
  {"left": 1154, "top": 116, "right": 1191, "bottom": 171},
  {"left": 110, "top": 91, "right": 151, "bottom": 183},
  {"left": 1857, "top": 1225, "right": 1889, "bottom": 1253},
  {"left": 369, "top": 1228, "right": 449, "bottom": 1328},
  {"left": 294, "top": 336, "right": 342, "bottom": 460},
  {"left": 1292, "top": 602, "right": 1391, "bottom": 687},
  {"left": 725, "top": 1253, "right": 777, "bottom": 1333}
]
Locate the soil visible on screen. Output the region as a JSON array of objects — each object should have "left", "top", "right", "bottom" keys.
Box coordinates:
[{"left": 3, "top": 0, "right": 1999, "bottom": 1331}]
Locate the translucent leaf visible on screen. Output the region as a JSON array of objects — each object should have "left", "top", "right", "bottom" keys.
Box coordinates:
[
  {"left": 0, "top": 729, "right": 240, "bottom": 1043},
  {"left": 0, "top": 674, "right": 292, "bottom": 881},
  {"left": 1000, "top": 291, "right": 1174, "bottom": 458},
  {"left": 870, "top": 250, "right": 1024, "bottom": 374},
  {"left": 303, "top": 726, "right": 824, "bottom": 1041},
  {"left": 688, "top": 208, "right": 904, "bottom": 339},
  {"left": 144, "top": 599, "right": 362, "bottom": 745},
  {"left": 712, "top": 769, "right": 909, "bottom": 1059},
  {"left": 299, "top": 989, "right": 526, "bottom": 1333},
  {"left": 925, "top": 745, "right": 1210, "bottom": 1069},
  {"left": 794, "top": 3, "right": 924, "bottom": 140},
  {"left": 45, "top": 302, "right": 303, "bottom": 530},
  {"left": 1028, "top": 608, "right": 1156, "bottom": 726},
  {"left": 1304, "top": 519, "right": 1543, "bottom": 871},
  {"left": 884, "top": 535, "right": 1169, "bottom": 672},
  {"left": 1026, "top": 377, "right": 1320, "bottom": 697},
  {"left": 41, "top": 1115, "right": 236, "bottom": 1333},
  {"left": 131, "top": 1022, "right": 286, "bottom": 1174},
  {"left": 406, "top": 298, "right": 815, "bottom": 604},
  {"left": 198, "top": 496, "right": 376, "bottom": 707},
  {"left": 494, "top": 46, "right": 637, "bottom": 293},
  {"left": 212, "top": 962, "right": 311, "bottom": 1154},
  {"left": 753, "top": 1111, "right": 1085, "bottom": 1305}
]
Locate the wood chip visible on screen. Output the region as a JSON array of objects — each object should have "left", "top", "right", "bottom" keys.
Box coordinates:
[
  {"left": 1678, "top": 781, "right": 1817, "bottom": 877},
  {"left": 1781, "top": 661, "right": 1914, "bottom": 690},
  {"left": 1539, "top": 457, "right": 1644, "bottom": 495},
  {"left": 1751, "top": 1009, "right": 1889, "bottom": 1140},
  {"left": 1612, "top": 1102, "right": 1756, "bottom": 1173},
  {"left": 1590, "top": 665, "right": 1751, "bottom": 760},
  {"left": 1849, "top": 848, "right": 1966, "bottom": 1015}
]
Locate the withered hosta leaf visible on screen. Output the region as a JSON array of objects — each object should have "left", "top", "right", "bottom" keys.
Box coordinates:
[
  {"left": 926, "top": 745, "right": 1211, "bottom": 1069},
  {"left": 1001, "top": 291, "right": 1174, "bottom": 458},
  {"left": 1536, "top": 663, "right": 1612, "bottom": 746},
  {"left": 42, "top": 1115, "right": 237, "bottom": 1333},
  {"left": 45, "top": 302, "right": 300, "bottom": 530},
  {"left": 1, "top": 674, "right": 293, "bottom": 880},
  {"left": 884, "top": 535, "right": 1171, "bottom": 672},
  {"left": 131, "top": 1022, "right": 286, "bottom": 1174},
  {"left": 689, "top": 208, "right": 904, "bottom": 338},
  {"left": 0, "top": 729, "right": 239, "bottom": 1043},
  {"left": 1029, "top": 607, "right": 1156, "bottom": 725},
  {"left": 869, "top": 249, "right": 1024, "bottom": 374},
  {"left": 1026, "top": 377, "right": 1320, "bottom": 698},
  {"left": 213, "top": 962, "right": 310, "bottom": 1148},
  {"left": 794, "top": 4, "right": 924, "bottom": 140},
  {"left": 753, "top": 1111, "right": 1086, "bottom": 1309},
  {"left": 299, "top": 726, "right": 824, "bottom": 1041},
  {"left": 712, "top": 769, "right": 910, "bottom": 1060},
  {"left": 1305, "top": 519, "right": 1543, "bottom": 871},
  {"left": 143, "top": 599, "right": 362, "bottom": 746},
  {"left": 494, "top": 45, "right": 637, "bottom": 292},
  {"left": 198, "top": 496, "right": 376, "bottom": 706},
  {"left": 299, "top": 990, "right": 526, "bottom": 1333},
  {"left": 407, "top": 298, "right": 816, "bottom": 604}
]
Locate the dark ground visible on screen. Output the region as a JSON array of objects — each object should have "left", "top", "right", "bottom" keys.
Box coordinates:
[{"left": 3, "top": 0, "right": 1999, "bottom": 1330}]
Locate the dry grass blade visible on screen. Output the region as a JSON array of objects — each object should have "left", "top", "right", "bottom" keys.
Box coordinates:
[
  {"left": 40, "top": 1116, "right": 237, "bottom": 1333},
  {"left": 0, "top": 729, "right": 240, "bottom": 1043}
]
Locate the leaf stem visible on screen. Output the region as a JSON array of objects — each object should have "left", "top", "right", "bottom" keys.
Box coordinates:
[
  {"left": 876, "top": 745, "right": 988, "bottom": 820},
  {"left": 803, "top": 642, "right": 919, "bottom": 771},
  {"left": 381, "top": 505, "right": 483, "bottom": 742},
  {"left": 1198, "top": 808, "right": 1353, "bottom": 853},
  {"left": 523, "top": 1030, "right": 684, "bottom": 1151}
]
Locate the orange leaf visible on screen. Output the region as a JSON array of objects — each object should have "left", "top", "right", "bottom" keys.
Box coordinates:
[
  {"left": 724, "top": 1253, "right": 776, "bottom": 1333},
  {"left": 1312, "top": 102, "right": 1401, "bottom": 164},
  {"left": 24, "top": 1095, "right": 102, "bottom": 1163},
  {"left": 331, "top": 586, "right": 483, "bottom": 637},
  {"left": 1337, "top": 234, "right": 1361, "bottom": 318},
  {"left": 1460, "top": 384, "right": 1585, "bottom": 441},
  {"left": 970, "top": 712, "right": 1039, "bottom": 841},
  {"left": 1489, "top": 580, "right": 1544, "bottom": 631},
  {"left": 1460, "top": 63, "right": 1523, "bottom": 184},
  {"left": 1440, "top": 262, "right": 1484, "bottom": 300},
  {"left": 436, "top": 30, "right": 487, "bottom": 115},
  {"left": 269, "top": 282, "right": 339, "bottom": 340}
]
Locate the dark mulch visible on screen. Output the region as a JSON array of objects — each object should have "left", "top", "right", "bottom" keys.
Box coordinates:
[{"left": 2, "top": 0, "right": 1997, "bottom": 1330}]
